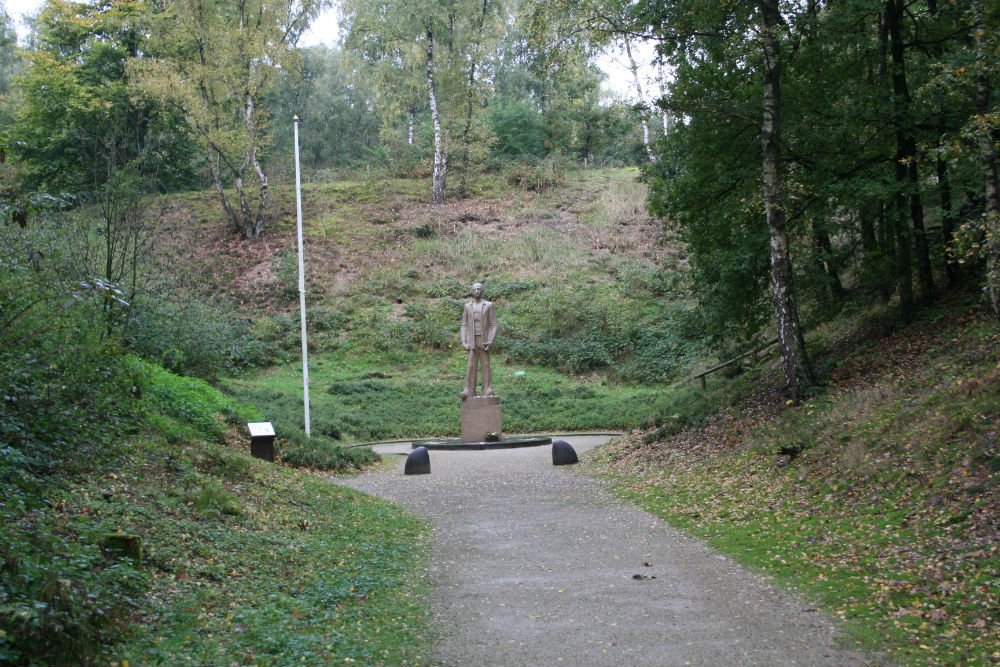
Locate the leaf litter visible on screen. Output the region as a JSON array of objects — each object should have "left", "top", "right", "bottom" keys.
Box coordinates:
[{"left": 591, "top": 303, "right": 1000, "bottom": 667}]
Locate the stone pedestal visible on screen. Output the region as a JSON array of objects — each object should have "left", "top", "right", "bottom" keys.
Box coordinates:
[{"left": 461, "top": 396, "right": 501, "bottom": 443}]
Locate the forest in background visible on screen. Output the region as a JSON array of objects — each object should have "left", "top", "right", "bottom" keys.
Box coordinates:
[
  {"left": 2, "top": 0, "right": 998, "bottom": 393},
  {"left": 1, "top": 0, "right": 999, "bottom": 665}
]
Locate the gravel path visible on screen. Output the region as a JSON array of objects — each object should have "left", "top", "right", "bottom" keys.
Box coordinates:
[{"left": 334, "top": 435, "right": 887, "bottom": 667}]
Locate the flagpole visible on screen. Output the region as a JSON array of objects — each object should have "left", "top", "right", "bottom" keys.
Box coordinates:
[{"left": 293, "top": 114, "right": 311, "bottom": 438}]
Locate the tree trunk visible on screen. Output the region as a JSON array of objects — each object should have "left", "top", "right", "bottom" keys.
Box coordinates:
[
  {"left": 885, "top": 0, "right": 915, "bottom": 319},
  {"left": 245, "top": 91, "right": 268, "bottom": 238},
  {"left": 234, "top": 161, "right": 254, "bottom": 238},
  {"left": 458, "top": 0, "right": 490, "bottom": 198},
  {"left": 860, "top": 207, "right": 877, "bottom": 255},
  {"left": 937, "top": 155, "right": 961, "bottom": 286},
  {"left": 813, "top": 220, "right": 845, "bottom": 302},
  {"left": 760, "top": 0, "right": 815, "bottom": 400},
  {"left": 908, "top": 153, "right": 934, "bottom": 300},
  {"left": 206, "top": 147, "right": 239, "bottom": 235},
  {"left": 197, "top": 28, "right": 240, "bottom": 237},
  {"left": 973, "top": 0, "right": 1000, "bottom": 317},
  {"left": 625, "top": 36, "right": 656, "bottom": 162},
  {"left": 427, "top": 27, "right": 447, "bottom": 205},
  {"left": 886, "top": 0, "right": 935, "bottom": 303},
  {"left": 408, "top": 106, "right": 416, "bottom": 145}
]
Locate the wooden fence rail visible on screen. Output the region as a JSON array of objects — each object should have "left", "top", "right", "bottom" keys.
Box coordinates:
[{"left": 692, "top": 338, "right": 779, "bottom": 390}]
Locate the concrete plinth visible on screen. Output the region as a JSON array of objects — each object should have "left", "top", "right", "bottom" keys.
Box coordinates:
[{"left": 461, "top": 396, "right": 501, "bottom": 443}]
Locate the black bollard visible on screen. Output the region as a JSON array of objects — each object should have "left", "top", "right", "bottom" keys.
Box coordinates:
[
  {"left": 405, "top": 446, "right": 431, "bottom": 475},
  {"left": 551, "top": 439, "right": 578, "bottom": 466}
]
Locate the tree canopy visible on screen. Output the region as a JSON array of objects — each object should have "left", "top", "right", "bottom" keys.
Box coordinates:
[{"left": 638, "top": 0, "right": 1000, "bottom": 393}]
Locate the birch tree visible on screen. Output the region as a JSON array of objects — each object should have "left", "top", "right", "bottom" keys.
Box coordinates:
[
  {"left": 525, "top": 0, "right": 659, "bottom": 160},
  {"left": 343, "top": 0, "right": 503, "bottom": 204},
  {"left": 425, "top": 25, "right": 446, "bottom": 203},
  {"left": 638, "top": 0, "right": 816, "bottom": 397},
  {"left": 130, "top": 0, "right": 322, "bottom": 238},
  {"left": 342, "top": 0, "right": 451, "bottom": 202},
  {"left": 623, "top": 35, "right": 656, "bottom": 161},
  {"left": 759, "top": 0, "right": 815, "bottom": 396}
]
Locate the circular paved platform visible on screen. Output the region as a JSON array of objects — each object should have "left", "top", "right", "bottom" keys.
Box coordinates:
[{"left": 412, "top": 435, "right": 552, "bottom": 451}]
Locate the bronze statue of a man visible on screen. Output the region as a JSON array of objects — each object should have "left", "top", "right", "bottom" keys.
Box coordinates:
[{"left": 460, "top": 282, "right": 497, "bottom": 399}]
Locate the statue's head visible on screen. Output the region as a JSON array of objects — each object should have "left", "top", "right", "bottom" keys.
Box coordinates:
[{"left": 471, "top": 283, "right": 484, "bottom": 298}]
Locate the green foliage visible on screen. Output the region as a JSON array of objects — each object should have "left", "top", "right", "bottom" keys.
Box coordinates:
[
  {"left": 504, "top": 281, "right": 706, "bottom": 383},
  {"left": 0, "top": 219, "right": 264, "bottom": 666},
  {"left": 129, "top": 0, "right": 325, "bottom": 238},
  {"left": 0, "top": 517, "right": 150, "bottom": 666},
  {"left": 641, "top": 25, "right": 772, "bottom": 351},
  {"left": 125, "top": 296, "right": 272, "bottom": 379},
  {"left": 279, "top": 437, "right": 379, "bottom": 470},
  {"left": 266, "top": 46, "right": 383, "bottom": 171},
  {"left": 489, "top": 98, "right": 548, "bottom": 158},
  {"left": 10, "top": 0, "right": 196, "bottom": 194},
  {"left": 0, "top": 224, "right": 142, "bottom": 480},
  {"left": 0, "top": 6, "right": 19, "bottom": 127},
  {"left": 138, "top": 358, "right": 260, "bottom": 442},
  {"left": 638, "top": 0, "right": 1000, "bottom": 346}
]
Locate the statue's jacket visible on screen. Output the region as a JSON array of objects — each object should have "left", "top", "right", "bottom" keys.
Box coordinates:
[{"left": 461, "top": 300, "right": 497, "bottom": 350}]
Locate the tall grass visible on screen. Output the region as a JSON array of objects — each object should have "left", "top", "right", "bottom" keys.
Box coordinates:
[
  {"left": 596, "top": 178, "right": 648, "bottom": 227},
  {"left": 410, "top": 227, "right": 581, "bottom": 278}
]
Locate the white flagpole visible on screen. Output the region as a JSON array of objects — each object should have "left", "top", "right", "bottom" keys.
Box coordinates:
[{"left": 293, "top": 115, "right": 311, "bottom": 438}]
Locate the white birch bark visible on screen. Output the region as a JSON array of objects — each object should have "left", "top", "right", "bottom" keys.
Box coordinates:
[
  {"left": 427, "top": 27, "right": 447, "bottom": 205},
  {"left": 624, "top": 36, "right": 656, "bottom": 162},
  {"left": 760, "top": 0, "right": 814, "bottom": 398}
]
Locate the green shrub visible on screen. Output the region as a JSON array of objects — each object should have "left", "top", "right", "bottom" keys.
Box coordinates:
[
  {"left": 307, "top": 306, "right": 350, "bottom": 332},
  {"left": 504, "top": 158, "right": 563, "bottom": 192},
  {"left": 405, "top": 300, "right": 459, "bottom": 350},
  {"left": 0, "top": 531, "right": 149, "bottom": 666},
  {"left": 0, "top": 226, "right": 145, "bottom": 476},
  {"left": 125, "top": 297, "right": 271, "bottom": 378},
  {"left": 278, "top": 435, "right": 378, "bottom": 470},
  {"left": 138, "top": 359, "right": 260, "bottom": 442},
  {"left": 488, "top": 99, "right": 548, "bottom": 159}
]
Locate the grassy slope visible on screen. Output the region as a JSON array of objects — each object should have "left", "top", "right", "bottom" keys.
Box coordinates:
[
  {"left": 591, "top": 301, "right": 1000, "bottom": 667},
  {"left": 173, "top": 168, "right": 696, "bottom": 446},
  {"left": 113, "top": 436, "right": 431, "bottom": 667},
  {"left": 2, "top": 358, "right": 431, "bottom": 667},
  {"left": 127, "top": 367, "right": 432, "bottom": 667}
]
